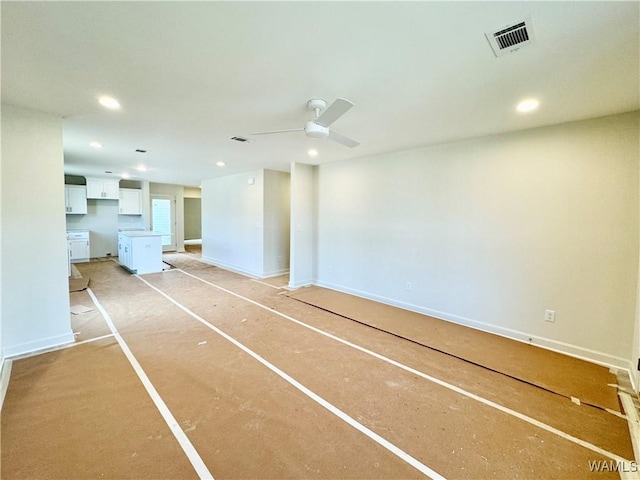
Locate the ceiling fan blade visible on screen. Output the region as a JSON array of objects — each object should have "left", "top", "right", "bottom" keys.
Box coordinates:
[
  {"left": 328, "top": 130, "right": 359, "bottom": 148},
  {"left": 250, "top": 128, "right": 304, "bottom": 136},
  {"left": 315, "top": 98, "right": 354, "bottom": 127}
]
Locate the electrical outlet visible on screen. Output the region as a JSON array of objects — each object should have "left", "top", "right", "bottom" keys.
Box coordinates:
[
  {"left": 544, "top": 309, "right": 556, "bottom": 323},
  {"left": 405, "top": 281, "right": 412, "bottom": 291}
]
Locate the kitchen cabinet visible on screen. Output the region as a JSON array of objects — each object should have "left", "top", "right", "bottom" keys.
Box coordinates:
[
  {"left": 67, "top": 230, "right": 90, "bottom": 263},
  {"left": 86, "top": 177, "right": 119, "bottom": 199},
  {"left": 119, "top": 188, "right": 142, "bottom": 215},
  {"left": 118, "top": 231, "right": 164, "bottom": 274},
  {"left": 65, "top": 185, "right": 87, "bottom": 214}
]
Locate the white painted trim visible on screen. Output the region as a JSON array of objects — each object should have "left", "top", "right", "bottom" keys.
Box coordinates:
[
  {"left": 620, "top": 392, "right": 640, "bottom": 463},
  {"left": 316, "top": 280, "right": 631, "bottom": 372},
  {"left": 288, "top": 280, "right": 313, "bottom": 289},
  {"left": 199, "top": 255, "right": 289, "bottom": 280},
  {"left": 2, "top": 331, "right": 75, "bottom": 358},
  {"left": 171, "top": 268, "right": 632, "bottom": 463},
  {"left": 629, "top": 360, "right": 639, "bottom": 393},
  {"left": 262, "top": 268, "right": 290, "bottom": 278},
  {"left": 87, "top": 288, "right": 214, "bottom": 480},
  {"left": 0, "top": 359, "right": 13, "bottom": 412},
  {"left": 199, "top": 255, "right": 263, "bottom": 279},
  {"left": 6, "top": 334, "right": 116, "bottom": 362},
  {"left": 134, "top": 274, "right": 446, "bottom": 480}
]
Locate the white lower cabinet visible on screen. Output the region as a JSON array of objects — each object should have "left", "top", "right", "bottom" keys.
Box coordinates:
[
  {"left": 67, "top": 230, "right": 90, "bottom": 263},
  {"left": 118, "top": 232, "right": 163, "bottom": 274}
]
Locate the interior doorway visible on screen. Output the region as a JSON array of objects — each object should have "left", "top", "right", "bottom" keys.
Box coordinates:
[{"left": 151, "top": 195, "right": 176, "bottom": 252}]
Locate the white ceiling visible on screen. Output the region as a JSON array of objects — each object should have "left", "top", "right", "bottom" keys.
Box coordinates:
[{"left": 2, "top": 1, "right": 638, "bottom": 187}]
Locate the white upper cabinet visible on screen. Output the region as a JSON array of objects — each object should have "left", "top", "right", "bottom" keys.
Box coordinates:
[
  {"left": 65, "top": 185, "right": 87, "bottom": 214},
  {"left": 119, "top": 188, "right": 142, "bottom": 215},
  {"left": 86, "top": 177, "right": 119, "bottom": 199}
]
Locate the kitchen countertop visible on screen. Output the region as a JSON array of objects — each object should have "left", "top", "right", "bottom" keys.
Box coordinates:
[{"left": 118, "top": 230, "right": 164, "bottom": 237}]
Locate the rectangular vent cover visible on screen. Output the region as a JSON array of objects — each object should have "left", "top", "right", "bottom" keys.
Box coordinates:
[
  {"left": 231, "top": 136, "right": 251, "bottom": 143},
  {"left": 486, "top": 16, "right": 535, "bottom": 57}
]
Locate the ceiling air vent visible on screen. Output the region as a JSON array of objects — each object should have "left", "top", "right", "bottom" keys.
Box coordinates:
[
  {"left": 231, "top": 136, "right": 251, "bottom": 143},
  {"left": 485, "top": 16, "right": 535, "bottom": 57}
]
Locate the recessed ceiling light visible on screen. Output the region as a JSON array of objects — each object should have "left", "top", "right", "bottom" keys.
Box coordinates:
[
  {"left": 516, "top": 98, "right": 539, "bottom": 113},
  {"left": 308, "top": 149, "right": 319, "bottom": 157},
  {"left": 89, "top": 141, "right": 103, "bottom": 149},
  {"left": 135, "top": 165, "right": 147, "bottom": 172},
  {"left": 216, "top": 161, "right": 226, "bottom": 167},
  {"left": 120, "top": 172, "right": 131, "bottom": 179},
  {"left": 98, "top": 96, "right": 121, "bottom": 110}
]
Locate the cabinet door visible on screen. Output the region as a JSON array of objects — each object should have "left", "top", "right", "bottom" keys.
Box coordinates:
[
  {"left": 86, "top": 180, "right": 104, "bottom": 199},
  {"left": 68, "top": 239, "right": 90, "bottom": 261},
  {"left": 66, "top": 186, "right": 87, "bottom": 214},
  {"left": 119, "top": 189, "right": 142, "bottom": 215},
  {"left": 119, "top": 236, "right": 132, "bottom": 269},
  {"left": 103, "top": 180, "right": 120, "bottom": 200}
]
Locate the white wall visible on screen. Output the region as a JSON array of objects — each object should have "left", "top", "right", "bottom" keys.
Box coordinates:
[
  {"left": 0, "top": 107, "right": 3, "bottom": 367},
  {"left": 201, "top": 170, "right": 290, "bottom": 278},
  {"left": 633, "top": 156, "right": 640, "bottom": 389},
  {"left": 289, "top": 163, "right": 317, "bottom": 288},
  {"left": 316, "top": 112, "right": 639, "bottom": 370},
  {"left": 263, "top": 170, "right": 290, "bottom": 277},
  {"left": 66, "top": 200, "right": 120, "bottom": 257},
  {"left": 202, "top": 170, "right": 264, "bottom": 276},
  {"left": 1, "top": 104, "right": 74, "bottom": 356}
]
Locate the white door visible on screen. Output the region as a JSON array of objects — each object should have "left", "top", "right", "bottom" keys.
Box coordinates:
[{"left": 151, "top": 195, "right": 176, "bottom": 252}]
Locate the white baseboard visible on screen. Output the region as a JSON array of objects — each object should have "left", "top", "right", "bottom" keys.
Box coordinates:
[
  {"left": 0, "top": 357, "right": 12, "bottom": 411},
  {"left": 263, "top": 268, "right": 290, "bottom": 279},
  {"left": 200, "top": 256, "right": 263, "bottom": 278},
  {"left": 315, "top": 280, "right": 631, "bottom": 373},
  {"left": 289, "top": 280, "right": 314, "bottom": 289},
  {"left": 2, "top": 330, "right": 75, "bottom": 359},
  {"left": 628, "top": 360, "right": 639, "bottom": 393},
  {"left": 200, "top": 255, "right": 289, "bottom": 280}
]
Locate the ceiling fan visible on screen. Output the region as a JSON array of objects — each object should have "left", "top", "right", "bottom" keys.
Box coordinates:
[{"left": 251, "top": 98, "right": 359, "bottom": 148}]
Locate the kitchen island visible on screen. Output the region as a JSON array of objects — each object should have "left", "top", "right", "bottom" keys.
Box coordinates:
[{"left": 117, "top": 231, "right": 164, "bottom": 274}]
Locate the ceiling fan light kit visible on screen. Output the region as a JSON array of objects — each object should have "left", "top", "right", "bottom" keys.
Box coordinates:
[
  {"left": 304, "top": 120, "right": 329, "bottom": 138},
  {"left": 251, "top": 97, "right": 359, "bottom": 148}
]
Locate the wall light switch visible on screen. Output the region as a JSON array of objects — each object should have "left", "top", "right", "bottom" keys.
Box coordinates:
[{"left": 248, "top": 177, "right": 255, "bottom": 185}]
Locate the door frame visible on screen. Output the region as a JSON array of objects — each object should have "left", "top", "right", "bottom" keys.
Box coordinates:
[{"left": 150, "top": 194, "right": 177, "bottom": 252}]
